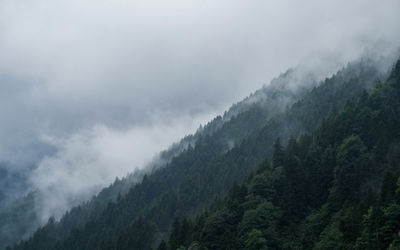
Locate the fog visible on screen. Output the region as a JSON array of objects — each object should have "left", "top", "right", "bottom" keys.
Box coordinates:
[{"left": 0, "top": 0, "right": 399, "bottom": 220}]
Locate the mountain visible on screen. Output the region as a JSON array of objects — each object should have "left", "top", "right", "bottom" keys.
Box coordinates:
[
  {"left": 6, "top": 55, "right": 395, "bottom": 250},
  {"left": 0, "top": 60, "right": 321, "bottom": 249},
  {"left": 161, "top": 58, "right": 400, "bottom": 250}
]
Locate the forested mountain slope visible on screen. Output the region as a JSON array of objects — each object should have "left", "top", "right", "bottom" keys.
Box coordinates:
[
  {"left": 8, "top": 57, "right": 394, "bottom": 250},
  {"left": 0, "top": 62, "right": 321, "bottom": 249},
  {"left": 161, "top": 58, "right": 400, "bottom": 250}
]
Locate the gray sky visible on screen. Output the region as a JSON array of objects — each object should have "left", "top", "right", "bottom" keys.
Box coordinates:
[{"left": 0, "top": 0, "right": 399, "bottom": 219}]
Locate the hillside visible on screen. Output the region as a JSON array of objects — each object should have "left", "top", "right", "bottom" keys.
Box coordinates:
[
  {"left": 0, "top": 62, "right": 321, "bottom": 249},
  {"left": 7, "top": 56, "right": 395, "bottom": 250},
  {"left": 160, "top": 58, "right": 400, "bottom": 250}
]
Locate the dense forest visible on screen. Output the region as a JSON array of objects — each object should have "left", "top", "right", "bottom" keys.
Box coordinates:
[
  {"left": 0, "top": 62, "right": 322, "bottom": 248},
  {"left": 7, "top": 57, "right": 399, "bottom": 250},
  {"left": 161, "top": 59, "right": 400, "bottom": 250}
]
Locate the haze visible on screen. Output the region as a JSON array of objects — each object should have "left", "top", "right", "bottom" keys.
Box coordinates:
[{"left": 0, "top": 0, "right": 399, "bottom": 219}]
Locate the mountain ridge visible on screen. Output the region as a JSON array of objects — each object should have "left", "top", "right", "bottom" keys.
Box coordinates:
[
  {"left": 3, "top": 54, "right": 396, "bottom": 250},
  {"left": 160, "top": 58, "right": 400, "bottom": 249}
]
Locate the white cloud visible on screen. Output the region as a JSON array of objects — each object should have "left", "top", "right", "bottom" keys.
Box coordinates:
[
  {"left": 31, "top": 111, "right": 217, "bottom": 221},
  {"left": 0, "top": 0, "right": 399, "bottom": 217}
]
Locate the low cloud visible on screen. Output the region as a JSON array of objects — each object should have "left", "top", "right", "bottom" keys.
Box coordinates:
[
  {"left": 30, "top": 112, "right": 216, "bottom": 221},
  {"left": 0, "top": 0, "right": 399, "bottom": 219}
]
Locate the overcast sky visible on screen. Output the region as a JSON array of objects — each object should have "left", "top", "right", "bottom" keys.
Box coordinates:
[{"left": 0, "top": 0, "right": 400, "bottom": 218}]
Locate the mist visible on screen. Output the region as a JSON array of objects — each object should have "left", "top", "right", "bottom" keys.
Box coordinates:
[{"left": 0, "top": 0, "right": 399, "bottom": 221}]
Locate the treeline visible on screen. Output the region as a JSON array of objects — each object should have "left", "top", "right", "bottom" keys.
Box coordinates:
[
  {"left": 0, "top": 64, "right": 314, "bottom": 249},
  {"left": 8, "top": 58, "right": 393, "bottom": 250},
  {"left": 162, "top": 60, "right": 400, "bottom": 250}
]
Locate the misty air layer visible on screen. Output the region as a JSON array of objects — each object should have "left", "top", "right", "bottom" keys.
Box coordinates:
[{"left": 1, "top": 0, "right": 400, "bottom": 249}]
